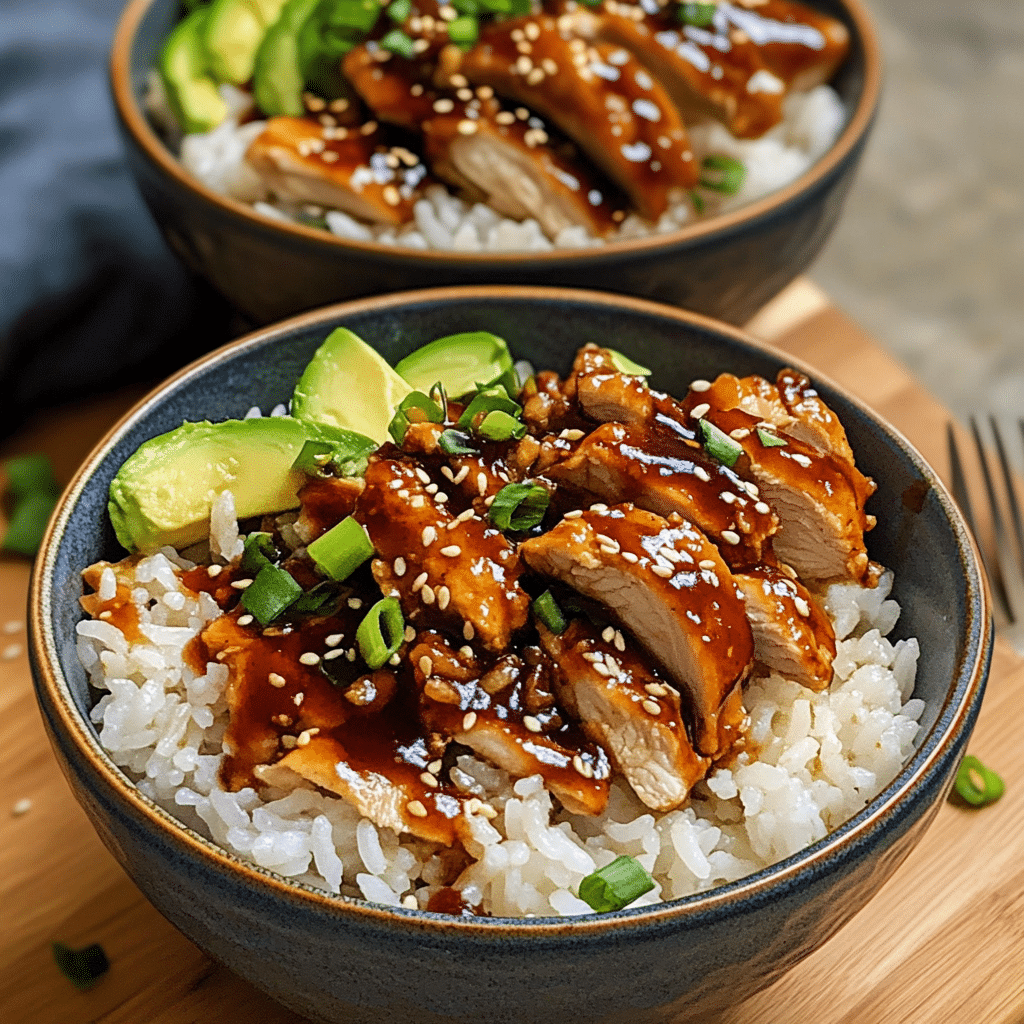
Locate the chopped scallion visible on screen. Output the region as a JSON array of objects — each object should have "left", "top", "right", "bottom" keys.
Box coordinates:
[
  {"left": 606, "top": 348, "right": 651, "bottom": 376},
  {"left": 52, "top": 941, "right": 109, "bottom": 990},
  {"left": 489, "top": 482, "right": 550, "bottom": 531},
  {"left": 756, "top": 427, "right": 788, "bottom": 448},
  {"left": 954, "top": 754, "right": 1004, "bottom": 807},
  {"left": 241, "top": 564, "right": 303, "bottom": 626},
  {"left": 379, "top": 28, "right": 416, "bottom": 58},
  {"left": 438, "top": 428, "right": 480, "bottom": 456},
  {"left": 577, "top": 855, "right": 655, "bottom": 912},
  {"left": 307, "top": 516, "right": 374, "bottom": 581},
  {"left": 699, "top": 418, "right": 742, "bottom": 468},
  {"left": 292, "top": 438, "right": 336, "bottom": 473},
  {"left": 290, "top": 580, "right": 343, "bottom": 616},
  {"left": 678, "top": 1, "right": 717, "bottom": 27},
  {"left": 356, "top": 596, "right": 404, "bottom": 669},
  {"left": 699, "top": 154, "right": 746, "bottom": 196},
  {"left": 388, "top": 391, "right": 445, "bottom": 444},
  {"left": 451, "top": 0, "right": 480, "bottom": 13},
  {"left": 429, "top": 381, "right": 449, "bottom": 422},
  {"left": 689, "top": 189, "right": 706, "bottom": 215},
  {"left": 532, "top": 589, "right": 567, "bottom": 634},
  {"left": 4, "top": 453, "right": 59, "bottom": 500},
  {"left": 477, "top": 409, "right": 527, "bottom": 442},
  {"left": 295, "top": 426, "right": 377, "bottom": 477},
  {"left": 457, "top": 387, "right": 521, "bottom": 432},
  {"left": 2, "top": 490, "right": 57, "bottom": 557},
  {"left": 448, "top": 15, "right": 479, "bottom": 48},
  {"left": 387, "top": 0, "right": 411, "bottom": 21},
  {"left": 241, "top": 532, "right": 277, "bottom": 575},
  {"left": 507, "top": 0, "right": 531, "bottom": 12}
]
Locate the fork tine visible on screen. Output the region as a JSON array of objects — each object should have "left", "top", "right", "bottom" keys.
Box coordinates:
[{"left": 991, "top": 416, "right": 1024, "bottom": 560}]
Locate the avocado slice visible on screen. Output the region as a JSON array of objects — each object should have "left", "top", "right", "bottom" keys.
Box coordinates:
[
  {"left": 292, "top": 328, "right": 412, "bottom": 445},
  {"left": 159, "top": 7, "right": 229, "bottom": 134},
  {"left": 203, "top": 0, "right": 289, "bottom": 85},
  {"left": 395, "top": 332, "right": 514, "bottom": 399},
  {"left": 253, "top": 0, "right": 322, "bottom": 117},
  {"left": 108, "top": 416, "right": 311, "bottom": 554}
]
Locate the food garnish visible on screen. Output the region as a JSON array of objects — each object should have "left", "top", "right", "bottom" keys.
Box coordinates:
[
  {"left": 2, "top": 453, "right": 59, "bottom": 557},
  {"left": 954, "top": 755, "right": 1004, "bottom": 807},
  {"left": 52, "top": 941, "right": 109, "bottom": 990},
  {"left": 578, "top": 855, "right": 655, "bottom": 912}
]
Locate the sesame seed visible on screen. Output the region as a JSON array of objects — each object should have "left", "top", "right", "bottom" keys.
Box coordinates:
[
  {"left": 407, "top": 800, "right": 429, "bottom": 818},
  {"left": 477, "top": 472, "right": 488, "bottom": 496},
  {"left": 694, "top": 466, "right": 711, "bottom": 483},
  {"left": 411, "top": 83, "right": 424, "bottom": 95},
  {"left": 299, "top": 652, "right": 320, "bottom": 666},
  {"left": 478, "top": 803, "right": 498, "bottom": 819},
  {"left": 281, "top": 735, "right": 297, "bottom": 749},
  {"left": 466, "top": 797, "right": 483, "bottom": 814},
  {"left": 441, "top": 544, "right": 461, "bottom": 557},
  {"left": 541, "top": 58, "right": 558, "bottom": 76},
  {"left": 496, "top": 110, "right": 516, "bottom": 125},
  {"left": 463, "top": 621, "right": 475, "bottom": 640},
  {"left": 433, "top": 97, "right": 455, "bottom": 113},
  {"left": 421, "top": 772, "right": 439, "bottom": 787},
  {"left": 590, "top": 503, "right": 608, "bottom": 511},
  {"left": 348, "top": 597, "right": 363, "bottom": 609},
  {"left": 238, "top": 614, "right": 254, "bottom": 626},
  {"left": 516, "top": 55, "right": 533, "bottom": 74},
  {"left": 660, "top": 546, "right": 681, "bottom": 563},
  {"left": 459, "top": 645, "right": 474, "bottom": 658},
  {"left": 394, "top": 557, "right": 407, "bottom": 577},
  {"left": 269, "top": 672, "right": 287, "bottom": 688},
  {"left": 410, "top": 495, "right": 425, "bottom": 508},
  {"left": 642, "top": 699, "right": 662, "bottom": 716},
  {"left": 614, "top": 631, "right": 626, "bottom": 652},
  {"left": 523, "top": 715, "right": 542, "bottom": 733},
  {"left": 652, "top": 564, "right": 674, "bottom": 578},
  {"left": 595, "top": 533, "right": 617, "bottom": 548},
  {"left": 791, "top": 453, "right": 812, "bottom": 468},
  {"left": 451, "top": 75, "right": 469, "bottom": 89},
  {"left": 457, "top": 119, "right": 478, "bottom": 135},
  {"left": 572, "top": 755, "right": 587, "bottom": 776},
  {"left": 98, "top": 611, "right": 112, "bottom": 620},
  {"left": 441, "top": 466, "right": 455, "bottom": 482},
  {"left": 293, "top": 691, "right": 304, "bottom": 706},
  {"left": 605, "top": 654, "right": 621, "bottom": 675},
  {"left": 12, "top": 797, "right": 32, "bottom": 816},
  {"left": 326, "top": 633, "right": 343, "bottom": 647},
  {"left": 526, "top": 67, "right": 545, "bottom": 86},
  {"left": 419, "top": 655, "right": 434, "bottom": 675},
  {"left": 414, "top": 468, "right": 430, "bottom": 484},
  {"left": 690, "top": 379, "right": 711, "bottom": 392},
  {"left": 721, "top": 530, "right": 741, "bottom": 545},
  {"left": 346, "top": 648, "right": 357, "bottom": 661},
  {"left": 297, "top": 727, "right": 320, "bottom": 747},
  {"left": 794, "top": 596, "right": 811, "bottom": 617},
  {"left": 4, "top": 620, "right": 22, "bottom": 634},
  {"left": 456, "top": 87, "right": 473, "bottom": 101},
  {"left": 582, "top": 651, "right": 602, "bottom": 663},
  {"left": 563, "top": 509, "right": 583, "bottom": 519},
  {"left": 421, "top": 585, "right": 436, "bottom": 605},
  {"left": 744, "top": 481, "right": 760, "bottom": 497},
  {"left": 721, "top": 491, "right": 737, "bottom": 504},
  {"left": 599, "top": 545, "right": 618, "bottom": 557},
  {"left": 437, "top": 585, "right": 451, "bottom": 610},
  {"left": 428, "top": 759, "right": 443, "bottom": 774},
  {"left": 456, "top": 507, "right": 475, "bottom": 522},
  {"left": 405, "top": 625, "right": 417, "bottom": 642},
  {"left": 422, "top": 526, "right": 437, "bottom": 546},
  {"left": 321, "top": 151, "right": 339, "bottom": 163},
  {"left": 730, "top": 428, "right": 750, "bottom": 440},
  {"left": 398, "top": 489, "right": 410, "bottom": 498},
  {"left": 231, "top": 578, "right": 254, "bottom": 590},
  {"left": 753, "top": 501, "right": 770, "bottom": 514},
  {"left": 382, "top": 185, "right": 400, "bottom": 207},
  {"left": 454, "top": 465, "right": 470, "bottom": 485},
  {"left": 324, "top": 649, "right": 345, "bottom": 661},
  {"left": 207, "top": 564, "right": 223, "bottom": 577},
  {"left": 389, "top": 653, "right": 401, "bottom": 665},
  {"left": 691, "top": 403, "right": 711, "bottom": 419},
  {"left": 412, "top": 572, "right": 428, "bottom": 592},
  {"left": 592, "top": 661, "right": 611, "bottom": 676},
  {"left": 621, "top": 551, "right": 639, "bottom": 563},
  {"left": 698, "top": 559, "right": 717, "bottom": 571},
  {"left": 525, "top": 20, "right": 540, "bottom": 39},
  {"left": 425, "top": 483, "right": 438, "bottom": 496},
  {"left": 602, "top": 626, "right": 615, "bottom": 642},
  {"left": 645, "top": 682, "right": 668, "bottom": 697},
  {"left": 579, "top": 759, "right": 595, "bottom": 779},
  {"left": 462, "top": 711, "right": 477, "bottom": 730}
]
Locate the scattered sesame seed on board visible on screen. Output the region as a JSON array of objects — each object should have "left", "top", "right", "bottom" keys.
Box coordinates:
[
  {"left": 12, "top": 797, "right": 32, "bottom": 817},
  {"left": 4, "top": 620, "right": 22, "bottom": 634}
]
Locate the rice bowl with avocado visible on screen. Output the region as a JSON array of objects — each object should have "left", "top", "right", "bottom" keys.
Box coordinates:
[{"left": 76, "top": 328, "right": 924, "bottom": 916}]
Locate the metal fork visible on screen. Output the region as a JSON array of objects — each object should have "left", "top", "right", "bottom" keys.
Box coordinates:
[{"left": 947, "top": 417, "right": 1024, "bottom": 654}]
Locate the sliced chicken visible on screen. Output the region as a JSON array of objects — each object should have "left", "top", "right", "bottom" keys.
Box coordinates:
[
  {"left": 453, "top": 15, "right": 699, "bottom": 220},
  {"left": 734, "top": 566, "right": 835, "bottom": 689},
  {"left": 294, "top": 475, "right": 363, "bottom": 543},
  {"left": 344, "top": 45, "right": 623, "bottom": 238},
  {"left": 540, "top": 420, "right": 777, "bottom": 570},
  {"left": 245, "top": 116, "right": 428, "bottom": 223},
  {"left": 355, "top": 454, "right": 531, "bottom": 651},
  {"left": 521, "top": 370, "right": 578, "bottom": 433},
  {"left": 520, "top": 504, "right": 752, "bottom": 756},
  {"left": 560, "top": 0, "right": 849, "bottom": 138},
  {"left": 539, "top": 620, "right": 710, "bottom": 812},
  {"left": 412, "top": 632, "right": 611, "bottom": 815},
  {"left": 775, "top": 368, "right": 856, "bottom": 463}
]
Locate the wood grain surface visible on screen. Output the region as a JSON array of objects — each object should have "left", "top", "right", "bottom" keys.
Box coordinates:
[{"left": 2, "top": 281, "right": 1021, "bottom": 1024}]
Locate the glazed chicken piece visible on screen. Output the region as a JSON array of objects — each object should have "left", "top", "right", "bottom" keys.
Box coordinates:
[
  {"left": 355, "top": 455, "right": 531, "bottom": 651},
  {"left": 344, "top": 46, "right": 623, "bottom": 238},
  {"left": 560, "top": 0, "right": 849, "bottom": 138},
  {"left": 539, "top": 620, "right": 710, "bottom": 812},
  {"left": 540, "top": 420, "right": 778, "bottom": 571},
  {"left": 245, "top": 116, "right": 428, "bottom": 223},
  {"left": 293, "top": 475, "right": 363, "bottom": 544},
  {"left": 452, "top": 15, "right": 699, "bottom": 220},
  {"left": 733, "top": 566, "right": 835, "bottom": 689},
  {"left": 520, "top": 504, "right": 752, "bottom": 756},
  {"left": 775, "top": 368, "right": 857, "bottom": 463},
  {"left": 412, "top": 632, "right": 611, "bottom": 815},
  {"left": 521, "top": 370, "right": 578, "bottom": 433}
]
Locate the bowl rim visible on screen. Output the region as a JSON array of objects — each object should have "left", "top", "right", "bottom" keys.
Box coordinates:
[
  {"left": 31, "top": 284, "right": 990, "bottom": 938},
  {"left": 109, "top": 0, "right": 883, "bottom": 266}
]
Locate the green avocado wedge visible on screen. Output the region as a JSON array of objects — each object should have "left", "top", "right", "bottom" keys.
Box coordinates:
[
  {"left": 159, "top": 8, "right": 229, "bottom": 134},
  {"left": 292, "top": 328, "right": 412, "bottom": 445},
  {"left": 108, "top": 417, "right": 311, "bottom": 554},
  {"left": 395, "top": 331, "right": 515, "bottom": 399},
  {"left": 203, "top": 0, "right": 289, "bottom": 85},
  {"left": 253, "top": 0, "right": 322, "bottom": 116}
]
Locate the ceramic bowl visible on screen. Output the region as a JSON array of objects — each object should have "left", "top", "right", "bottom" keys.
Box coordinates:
[
  {"left": 31, "top": 287, "right": 990, "bottom": 1024},
  {"left": 110, "top": 0, "right": 881, "bottom": 326}
]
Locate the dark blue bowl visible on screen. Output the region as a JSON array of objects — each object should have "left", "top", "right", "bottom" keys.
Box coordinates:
[{"left": 31, "top": 287, "right": 990, "bottom": 1024}]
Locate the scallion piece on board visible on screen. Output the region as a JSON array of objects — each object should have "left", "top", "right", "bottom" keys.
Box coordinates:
[
  {"left": 954, "top": 755, "right": 1005, "bottom": 807},
  {"left": 489, "top": 482, "right": 549, "bottom": 531},
  {"left": 241, "top": 564, "right": 303, "bottom": 626},
  {"left": 307, "top": 516, "right": 374, "bottom": 582},
  {"left": 356, "top": 596, "right": 405, "bottom": 669},
  {"left": 532, "top": 590, "right": 567, "bottom": 634},
  {"left": 438, "top": 429, "right": 480, "bottom": 456},
  {"left": 457, "top": 387, "right": 521, "bottom": 432},
  {"left": 477, "top": 410, "right": 528, "bottom": 442},
  {"left": 52, "top": 941, "right": 110, "bottom": 990},
  {"left": 448, "top": 15, "right": 479, "bottom": 48},
  {"left": 699, "top": 419, "right": 742, "bottom": 467},
  {"left": 4, "top": 453, "right": 59, "bottom": 500},
  {"left": 578, "top": 855, "right": 655, "bottom": 912},
  {"left": 380, "top": 28, "right": 416, "bottom": 58},
  {"left": 2, "top": 490, "right": 57, "bottom": 557},
  {"left": 241, "top": 531, "right": 277, "bottom": 575},
  {"left": 699, "top": 154, "right": 746, "bottom": 196},
  {"left": 678, "top": 1, "right": 717, "bottom": 27},
  {"left": 756, "top": 427, "right": 788, "bottom": 449}
]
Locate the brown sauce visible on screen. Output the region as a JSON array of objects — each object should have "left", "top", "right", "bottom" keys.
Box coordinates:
[{"left": 426, "top": 886, "right": 489, "bottom": 917}]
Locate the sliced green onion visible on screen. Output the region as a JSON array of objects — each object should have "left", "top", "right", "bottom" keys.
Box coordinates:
[
  {"left": 507, "top": 0, "right": 531, "bottom": 12},
  {"left": 52, "top": 941, "right": 109, "bottom": 990},
  {"left": 448, "top": 15, "right": 478, "bottom": 48},
  {"left": 699, "top": 418, "right": 742, "bottom": 468},
  {"left": 296, "top": 426, "right": 378, "bottom": 477},
  {"left": 532, "top": 589, "right": 567, "bottom": 634},
  {"left": 678, "top": 1, "right": 717, "bottom": 27},
  {"left": 487, "top": 364, "right": 522, "bottom": 400},
  {"left": 578, "top": 855, "right": 655, "bottom": 912},
  {"left": 356, "top": 596, "right": 404, "bottom": 669},
  {"left": 290, "top": 580, "right": 343, "bottom": 616},
  {"left": 323, "top": 0, "right": 382, "bottom": 35},
  {"left": 954, "top": 754, "right": 1004, "bottom": 807},
  {"left": 387, "top": 0, "right": 411, "bottom": 21},
  {"left": 292, "top": 438, "right": 336, "bottom": 473},
  {"left": 438, "top": 429, "right": 480, "bottom": 456},
  {"left": 241, "top": 531, "right": 277, "bottom": 575},
  {"left": 388, "top": 391, "right": 445, "bottom": 444},
  {"left": 699, "top": 154, "right": 746, "bottom": 196},
  {"left": 2, "top": 490, "right": 57, "bottom": 557},
  {"left": 489, "top": 482, "right": 550, "bottom": 531},
  {"left": 606, "top": 348, "right": 651, "bottom": 376},
  {"left": 307, "top": 515, "right": 374, "bottom": 581},
  {"left": 429, "top": 381, "right": 449, "bottom": 422},
  {"left": 4, "top": 453, "right": 59, "bottom": 500},
  {"left": 756, "top": 427, "right": 788, "bottom": 449},
  {"left": 457, "top": 387, "right": 522, "bottom": 432},
  {"left": 477, "top": 410, "right": 527, "bottom": 442},
  {"left": 452, "top": 0, "right": 480, "bottom": 13},
  {"left": 379, "top": 28, "right": 416, "bottom": 58},
  {"left": 478, "top": 0, "right": 512, "bottom": 11},
  {"left": 689, "top": 189, "right": 706, "bottom": 215},
  {"left": 241, "top": 564, "right": 304, "bottom": 626}
]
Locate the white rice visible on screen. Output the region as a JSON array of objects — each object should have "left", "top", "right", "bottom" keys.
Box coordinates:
[
  {"left": 149, "top": 75, "right": 846, "bottom": 253},
  {"left": 78, "top": 505, "right": 923, "bottom": 916}
]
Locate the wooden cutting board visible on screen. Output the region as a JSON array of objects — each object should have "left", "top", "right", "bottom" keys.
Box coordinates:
[{"left": 3, "top": 281, "right": 1022, "bottom": 1024}]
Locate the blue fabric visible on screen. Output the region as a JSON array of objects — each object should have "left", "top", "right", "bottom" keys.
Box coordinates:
[{"left": 0, "top": 0, "right": 231, "bottom": 435}]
